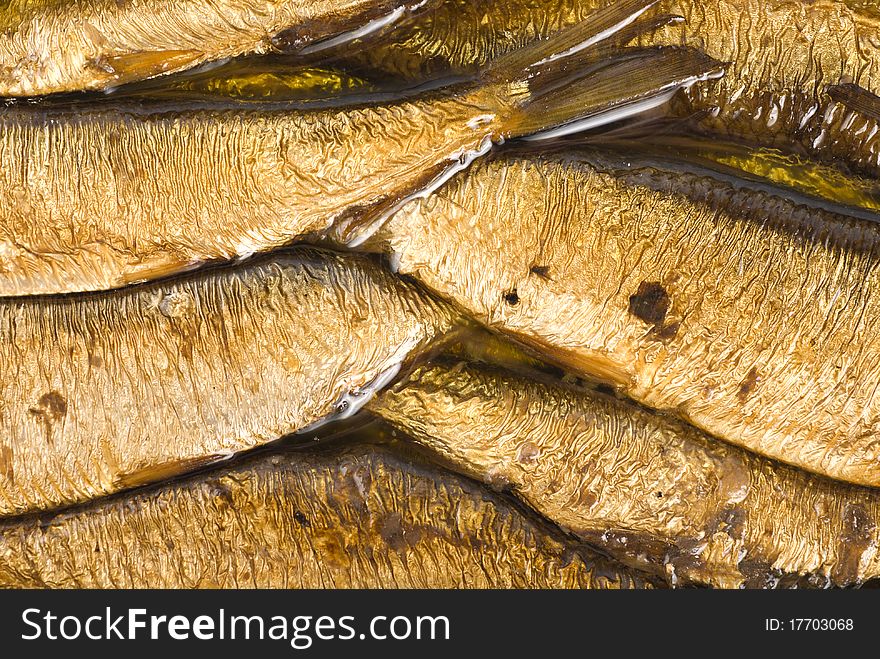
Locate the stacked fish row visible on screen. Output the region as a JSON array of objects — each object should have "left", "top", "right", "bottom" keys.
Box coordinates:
[{"left": 0, "top": 0, "right": 878, "bottom": 589}]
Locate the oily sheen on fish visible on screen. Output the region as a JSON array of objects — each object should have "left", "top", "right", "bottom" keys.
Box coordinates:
[
  {"left": 352, "top": 0, "right": 880, "bottom": 176},
  {"left": 0, "top": 248, "right": 458, "bottom": 517},
  {"left": 0, "top": 443, "right": 656, "bottom": 588},
  {"left": 0, "top": 0, "right": 428, "bottom": 96},
  {"left": 365, "top": 151, "right": 880, "bottom": 487},
  {"left": 370, "top": 362, "right": 880, "bottom": 588},
  {"left": 0, "top": 0, "right": 720, "bottom": 295}
]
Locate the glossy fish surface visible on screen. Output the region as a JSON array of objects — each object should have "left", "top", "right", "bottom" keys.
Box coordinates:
[
  {"left": 0, "top": 443, "right": 656, "bottom": 588},
  {"left": 370, "top": 362, "right": 880, "bottom": 588},
  {"left": 352, "top": 0, "right": 880, "bottom": 175},
  {"left": 366, "top": 151, "right": 880, "bottom": 487},
  {"left": 0, "top": 0, "right": 720, "bottom": 296},
  {"left": 0, "top": 248, "right": 457, "bottom": 517},
  {"left": 0, "top": 0, "right": 427, "bottom": 96},
  {"left": 0, "top": 94, "right": 503, "bottom": 296}
]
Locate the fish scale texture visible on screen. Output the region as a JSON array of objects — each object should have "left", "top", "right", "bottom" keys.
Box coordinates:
[
  {"left": 0, "top": 445, "right": 654, "bottom": 588},
  {"left": 371, "top": 363, "right": 880, "bottom": 587},
  {"left": 0, "top": 92, "right": 499, "bottom": 295},
  {"left": 0, "top": 248, "right": 456, "bottom": 517},
  {"left": 0, "top": 0, "right": 380, "bottom": 95},
  {"left": 377, "top": 153, "right": 880, "bottom": 487}
]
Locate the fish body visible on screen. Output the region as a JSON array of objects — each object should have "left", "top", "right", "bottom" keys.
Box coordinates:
[
  {"left": 367, "top": 151, "right": 880, "bottom": 487},
  {"left": 370, "top": 362, "right": 880, "bottom": 587},
  {"left": 353, "top": 0, "right": 880, "bottom": 175},
  {"left": 0, "top": 0, "right": 424, "bottom": 96},
  {"left": 0, "top": 248, "right": 457, "bottom": 516},
  {"left": 0, "top": 0, "right": 719, "bottom": 295},
  {"left": 0, "top": 93, "right": 506, "bottom": 295},
  {"left": 0, "top": 443, "right": 655, "bottom": 588},
  {"left": 647, "top": 0, "right": 880, "bottom": 177}
]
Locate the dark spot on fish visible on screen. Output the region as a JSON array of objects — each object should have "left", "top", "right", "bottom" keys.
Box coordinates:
[
  {"left": 312, "top": 531, "right": 348, "bottom": 569},
  {"left": 628, "top": 281, "right": 669, "bottom": 325},
  {"left": 294, "top": 511, "right": 310, "bottom": 528},
  {"left": 0, "top": 444, "right": 12, "bottom": 485},
  {"left": 594, "top": 383, "right": 616, "bottom": 397},
  {"left": 737, "top": 367, "right": 760, "bottom": 403},
  {"left": 503, "top": 289, "right": 520, "bottom": 306},
  {"left": 378, "top": 512, "right": 408, "bottom": 552},
  {"left": 579, "top": 491, "right": 598, "bottom": 510},
  {"left": 832, "top": 502, "right": 875, "bottom": 584},
  {"left": 28, "top": 391, "right": 68, "bottom": 443},
  {"left": 529, "top": 264, "right": 551, "bottom": 280},
  {"left": 209, "top": 480, "right": 234, "bottom": 507},
  {"left": 655, "top": 321, "right": 680, "bottom": 340},
  {"left": 165, "top": 539, "right": 175, "bottom": 551},
  {"left": 655, "top": 491, "right": 663, "bottom": 498},
  {"left": 30, "top": 391, "right": 67, "bottom": 420},
  {"left": 89, "top": 354, "right": 103, "bottom": 368}
]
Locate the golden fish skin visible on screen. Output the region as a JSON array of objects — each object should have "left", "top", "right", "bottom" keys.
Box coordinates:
[
  {"left": 367, "top": 151, "right": 880, "bottom": 487},
  {"left": 354, "top": 0, "right": 880, "bottom": 176},
  {"left": 0, "top": 0, "right": 425, "bottom": 96},
  {"left": 0, "top": 93, "right": 505, "bottom": 296},
  {"left": 0, "top": 248, "right": 457, "bottom": 517},
  {"left": 617, "top": 137, "right": 880, "bottom": 214},
  {"left": 0, "top": 1, "right": 704, "bottom": 296},
  {"left": 643, "top": 0, "right": 880, "bottom": 177},
  {"left": 369, "top": 362, "right": 880, "bottom": 588},
  {"left": 0, "top": 443, "right": 656, "bottom": 589},
  {"left": 346, "top": 0, "right": 606, "bottom": 80}
]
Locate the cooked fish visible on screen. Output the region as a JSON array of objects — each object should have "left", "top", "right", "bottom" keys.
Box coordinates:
[
  {"left": 345, "top": 0, "right": 608, "bottom": 79},
  {"left": 369, "top": 361, "right": 880, "bottom": 588},
  {"left": 0, "top": 442, "right": 656, "bottom": 588},
  {"left": 640, "top": 0, "right": 880, "bottom": 178},
  {"left": 360, "top": 150, "right": 880, "bottom": 487},
  {"left": 0, "top": 1, "right": 720, "bottom": 296},
  {"left": 0, "top": 247, "right": 460, "bottom": 517},
  {"left": 352, "top": 0, "right": 880, "bottom": 176},
  {"left": 0, "top": 0, "right": 434, "bottom": 96}
]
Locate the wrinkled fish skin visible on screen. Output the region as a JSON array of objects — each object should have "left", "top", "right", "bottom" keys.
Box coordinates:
[
  {"left": 646, "top": 0, "right": 880, "bottom": 177},
  {"left": 347, "top": 0, "right": 606, "bottom": 79},
  {"left": 0, "top": 0, "right": 420, "bottom": 96},
  {"left": 0, "top": 248, "right": 457, "bottom": 517},
  {"left": 0, "top": 443, "right": 655, "bottom": 589},
  {"left": 353, "top": 0, "right": 880, "bottom": 175},
  {"left": 370, "top": 362, "right": 880, "bottom": 588},
  {"left": 0, "top": 91, "right": 505, "bottom": 296},
  {"left": 368, "top": 151, "right": 880, "bottom": 487}
]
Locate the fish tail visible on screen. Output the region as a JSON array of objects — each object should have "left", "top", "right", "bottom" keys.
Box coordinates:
[{"left": 481, "top": 0, "right": 725, "bottom": 140}]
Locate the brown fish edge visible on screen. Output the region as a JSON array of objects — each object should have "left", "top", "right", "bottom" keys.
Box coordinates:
[
  {"left": 0, "top": 441, "right": 658, "bottom": 589},
  {"left": 368, "top": 360, "right": 880, "bottom": 588}
]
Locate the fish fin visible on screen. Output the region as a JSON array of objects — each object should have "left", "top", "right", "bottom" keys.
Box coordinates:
[
  {"left": 598, "top": 12, "right": 686, "bottom": 51},
  {"left": 827, "top": 83, "right": 880, "bottom": 121},
  {"left": 503, "top": 46, "right": 725, "bottom": 141},
  {"left": 482, "top": 0, "right": 659, "bottom": 83},
  {"left": 94, "top": 49, "right": 205, "bottom": 87},
  {"left": 271, "top": 1, "right": 430, "bottom": 56}
]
